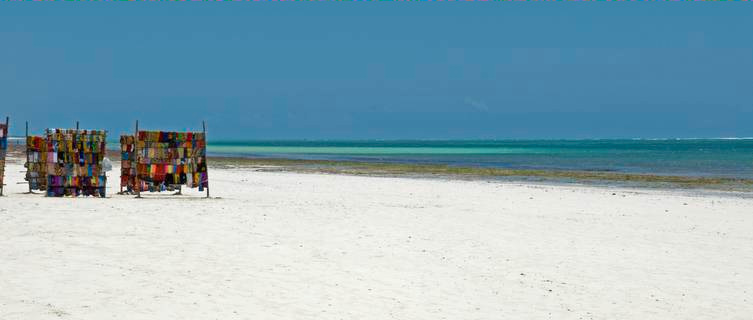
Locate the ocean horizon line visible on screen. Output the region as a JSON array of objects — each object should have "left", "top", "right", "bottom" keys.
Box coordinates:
[
  {"left": 6, "top": 136, "right": 753, "bottom": 142},
  {"left": 206, "top": 137, "right": 753, "bottom": 143}
]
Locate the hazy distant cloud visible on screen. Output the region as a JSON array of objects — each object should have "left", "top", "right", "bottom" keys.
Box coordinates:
[{"left": 464, "top": 97, "right": 489, "bottom": 112}]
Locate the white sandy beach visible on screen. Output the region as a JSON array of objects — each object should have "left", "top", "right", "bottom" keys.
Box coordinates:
[{"left": 1, "top": 157, "right": 752, "bottom": 319}]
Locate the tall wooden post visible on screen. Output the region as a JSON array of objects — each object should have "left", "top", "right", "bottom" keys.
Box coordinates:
[
  {"left": 25, "top": 121, "right": 32, "bottom": 193},
  {"left": 134, "top": 120, "right": 141, "bottom": 198},
  {"left": 1, "top": 116, "right": 8, "bottom": 196},
  {"left": 203, "top": 120, "right": 209, "bottom": 199}
]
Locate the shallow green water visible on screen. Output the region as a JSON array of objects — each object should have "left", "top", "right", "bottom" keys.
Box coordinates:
[{"left": 201, "top": 139, "right": 753, "bottom": 179}]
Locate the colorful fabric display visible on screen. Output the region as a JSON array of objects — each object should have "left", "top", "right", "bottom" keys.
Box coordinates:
[
  {"left": 0, "top": 124, "right": 7, "bottom": 192},
  {"left": 120, "top": 135, "right": 137, "bottom": 191},
  {"left": 134, "top": 130, "right": 208, "bottom": 192},
  {"left": 45, "top": 129, "right": 107, "bottom": 198},
  {"left": 25, "top": 135, "right": 48, "bottom": 191}
]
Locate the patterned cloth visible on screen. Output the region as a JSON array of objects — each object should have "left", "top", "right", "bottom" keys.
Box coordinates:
[
  {"left": 25, "top": 135, "right": 48, "bottom": 191},
  {"left": 45, "top": 129, "right": 107, "bottom": 197},
  {"left": 134, "top": 130, "right": 208, "bottom": 192},
  {"left": 120, "top": 135, "right": 137, "bottom": 191}
]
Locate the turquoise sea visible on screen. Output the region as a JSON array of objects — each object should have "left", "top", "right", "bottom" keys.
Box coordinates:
[{"left": 203, "top": 139, "right": 753, "bottom": 180}]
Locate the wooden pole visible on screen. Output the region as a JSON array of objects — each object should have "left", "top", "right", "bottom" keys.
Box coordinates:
[
  {"left": 134, "top": 120, "right": 141, "bottom": 198},
  {"left": 1, "top": 116, "right": 8, "bottom": 196},
  {"left": 103, "top": 129, "right": 107, "bottom": 198},
  {"left": 119, "top": 127, "right": 123, "bottom": 194},
  {"left": 203, "top": 120, "right": 209, "bottom": 199},
  {"left": 25, "top": 121, "right": 32, "bottom": 193}
]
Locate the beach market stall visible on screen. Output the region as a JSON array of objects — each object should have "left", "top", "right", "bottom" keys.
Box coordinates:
[
  {"left": 132, "top": 121, "right": 209, "bottom": 198},
  {"left": 45, "top": 128, "right": 108, "bottom": 198}
]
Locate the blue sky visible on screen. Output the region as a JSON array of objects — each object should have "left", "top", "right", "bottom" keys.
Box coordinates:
[{"left": 1, "top": 3, "right": 752, "bottom": 140}]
